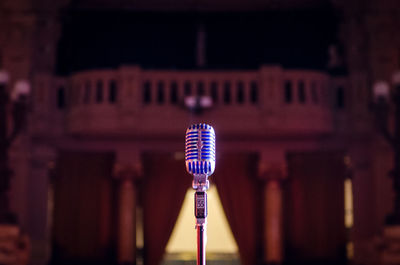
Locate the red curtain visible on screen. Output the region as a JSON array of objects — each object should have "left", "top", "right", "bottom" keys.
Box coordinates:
[
  {"left": 53, "top": 152, "right": 115, "bottom": 262},
  {"left": 285, "top": 152, "right": 346, "bottom": 262},
  {"left": 214, "top": 153, "right": 262, "bottom": 265},
  {"left": 142, "top": 153, "right": 191, "bottom": 265}
]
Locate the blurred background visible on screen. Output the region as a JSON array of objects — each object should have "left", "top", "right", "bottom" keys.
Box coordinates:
[{"left": 0, "top": 0, "right": 400, "bottom": 265}]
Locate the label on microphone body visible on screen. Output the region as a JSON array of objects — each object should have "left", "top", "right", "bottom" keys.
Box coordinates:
[{"left": 195, "top": 191, "right": 207, "bottom": 219}]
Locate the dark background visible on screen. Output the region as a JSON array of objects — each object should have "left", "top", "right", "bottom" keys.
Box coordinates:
[{"left": 56, "top": 5, "right": 338, "bottom": 75}]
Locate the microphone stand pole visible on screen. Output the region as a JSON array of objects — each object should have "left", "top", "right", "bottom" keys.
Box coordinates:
[
  {"left": 197, "top": 221, "right": 206, "bottom": 265},
  {"left": 193, "top": 177, "right": 209, "bottom": 265}
]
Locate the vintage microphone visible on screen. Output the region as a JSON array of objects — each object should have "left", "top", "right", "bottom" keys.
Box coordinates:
[{"left": 185, "top": 123, "right": 216, "bottom": 265}]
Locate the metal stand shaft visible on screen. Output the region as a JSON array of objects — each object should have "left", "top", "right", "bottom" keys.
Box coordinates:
[{"left": 197, "top": 224, "right": 206, "bottom": 265}]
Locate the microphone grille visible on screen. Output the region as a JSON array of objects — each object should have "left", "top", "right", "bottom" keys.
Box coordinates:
[{"left": 185, "top": 123, "right": 216, "bottom": 176}]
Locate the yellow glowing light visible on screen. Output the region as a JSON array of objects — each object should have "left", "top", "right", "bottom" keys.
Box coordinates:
[
  {"left": 344, "top": 179, "right": 354, "bottom": 228},
  {"left": 165, "top": 185, "right": 238, "bottom": 254},
  {"left": 346, "top": 242, "right": 354, "bottom": 260}
]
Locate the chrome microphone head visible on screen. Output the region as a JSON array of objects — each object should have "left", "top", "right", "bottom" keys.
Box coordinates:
[{"left": 185, "top": 123, "right": 216, "bottom": 180}]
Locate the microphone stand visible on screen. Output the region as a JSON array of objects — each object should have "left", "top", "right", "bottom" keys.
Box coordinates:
[{"left": 193, "top": 176, "right": 209, "bottom": 265}]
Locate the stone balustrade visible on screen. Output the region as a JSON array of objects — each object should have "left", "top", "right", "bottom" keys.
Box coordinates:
[{"left": 32, "top": 65, "right": 348, "bottom": 137}]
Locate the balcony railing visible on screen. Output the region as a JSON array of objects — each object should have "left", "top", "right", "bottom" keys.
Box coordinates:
[{"left": 32, "top": 66, "right": 348, "bottom": 136}]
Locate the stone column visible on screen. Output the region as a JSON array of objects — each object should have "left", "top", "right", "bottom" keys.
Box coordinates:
[
  {"left": 259, "top": 153, "right": 287, "bottom": 265},
  {"left": 114, "top": 152, "right": 142, "bottom": 265},
  {"left": 27, "top": 146, "right": 56, "bottom": 265},
  {"left": 118, "top": 176, "right": 136, "bottom": 265},
  {"left": 265, "top": 179, "right": 283, "bottom": 264},
  {"left": 347, "top": 147, "right": 378, "bottom": 264}
]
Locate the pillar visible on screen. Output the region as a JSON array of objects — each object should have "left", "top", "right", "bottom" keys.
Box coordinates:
[
  {"left": 264, "top": 179, "right": 283, "bottom": 264},
  {"left": 259, "top": 152, "right": 287, "bottom": 265},
  {"left": 27, "top": 146, "right": 56, "bottom": 265},
  {"left": 118, "top": 176, "right": 136, "bottom": 264},
  {"left": 114, "top": 151, "right": 142, "bottom": 265},
  {"left": 348, "top": 146, "right": 378, "bottom": 264}
]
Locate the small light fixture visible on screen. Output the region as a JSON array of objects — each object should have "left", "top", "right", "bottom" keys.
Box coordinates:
[
  {"left": 184, "top": 96, "right": 197, "bottom": 109},
  {"left": 392, "top": 70, "right": 400, "bottom": 86},
  {"left": 0, "top": 70, "right": 9, "bottom": 85},
  {"left": 12, "top": 80, "right": 31, "bottom": 101},
  {"left": 200, "top": 96, "right": 212, "bottom": 108},
  {"left": 373, "top": 81, "right": 390, "bottom": 101},
  {"left": 184, "top": 95, "right": 213, "bottom": 115}
]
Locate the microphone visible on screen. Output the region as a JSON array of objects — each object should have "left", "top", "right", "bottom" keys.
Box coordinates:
[
  {"left": 185, "top": 123, "right": 216, "bottom": 189},
  {"left": 185, "top": 123, "right": 215, "bottom": 265}
]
